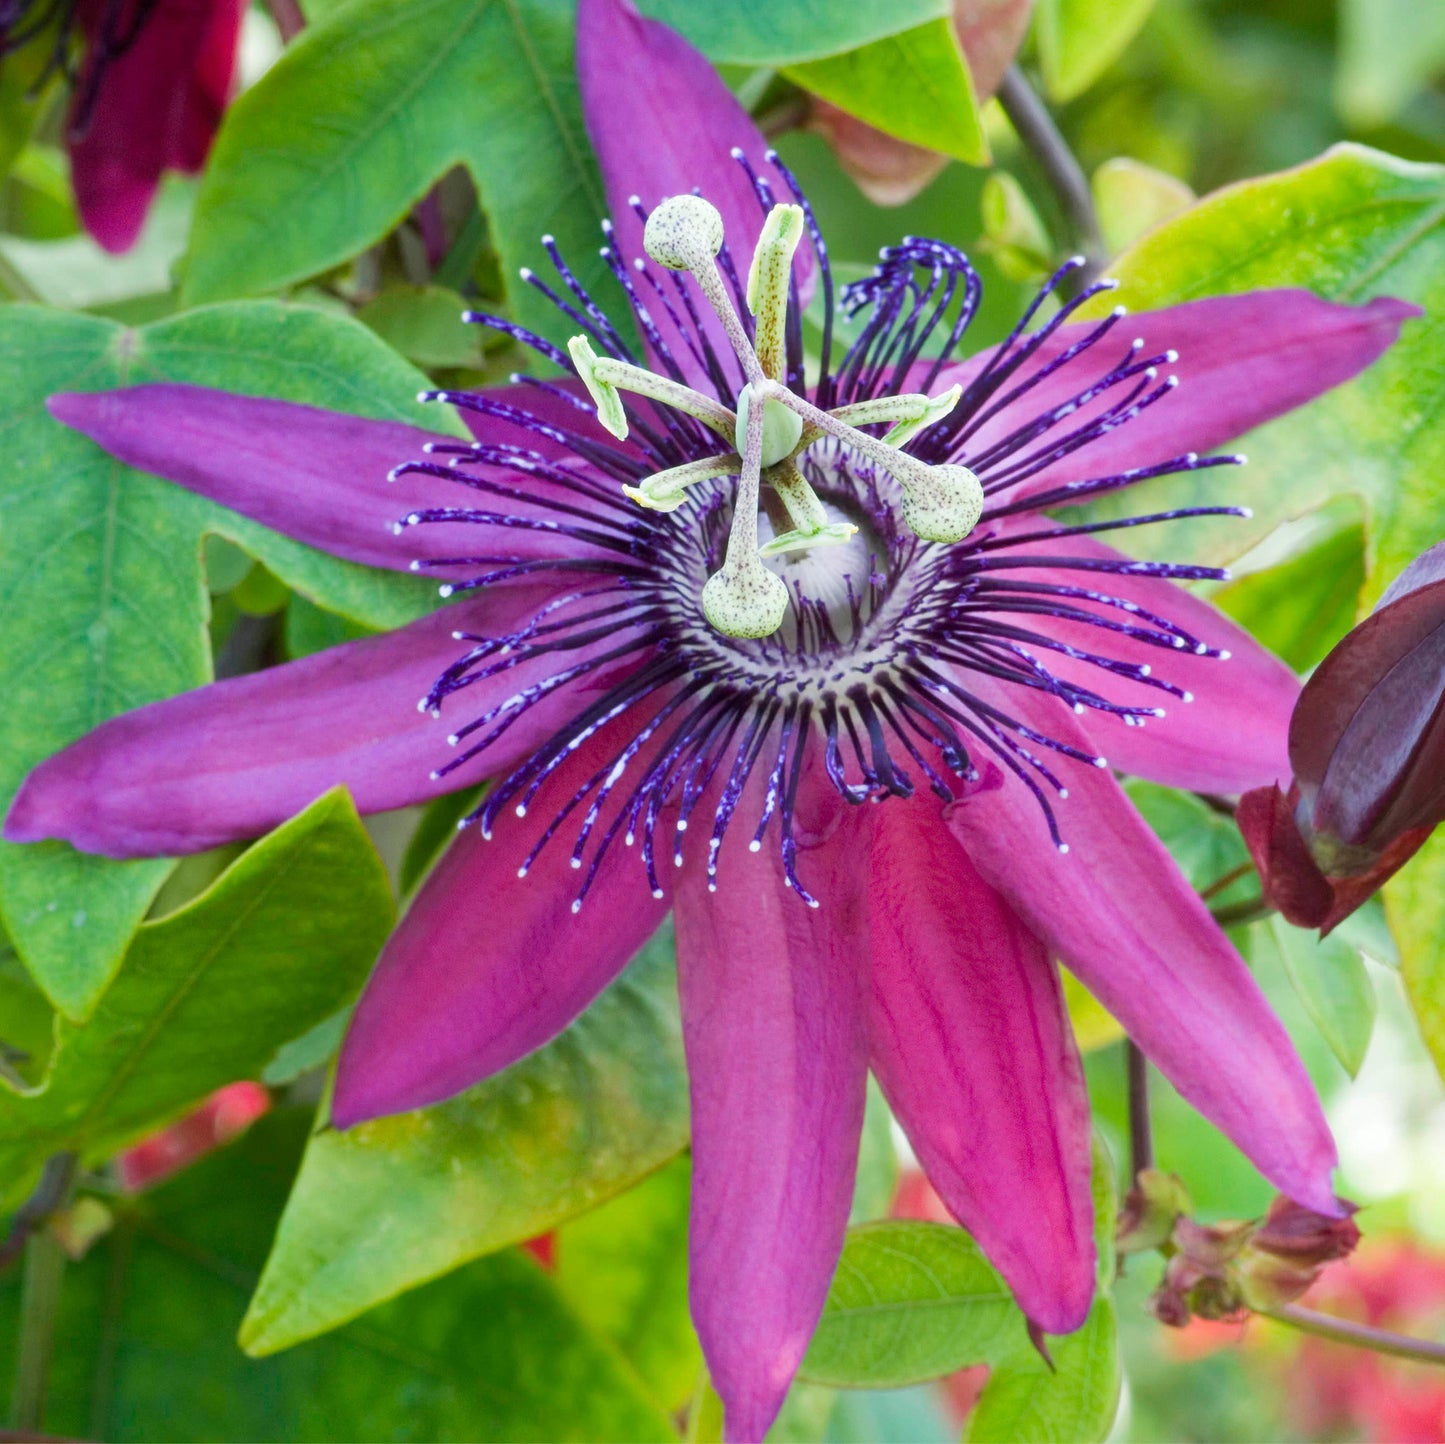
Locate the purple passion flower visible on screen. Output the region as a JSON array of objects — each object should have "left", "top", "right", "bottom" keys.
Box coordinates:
[{"left": 6, "top": 2, "right": 1418, "bottom": 1436}]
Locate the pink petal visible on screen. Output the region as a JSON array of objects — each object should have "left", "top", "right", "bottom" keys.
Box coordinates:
[
  {"left": 984, "top": 528, "right": 1299, "bottom": 792},
  {"left": 936, "top": 292, "right": 1416, "bottom": 505},
  {"left": 333, "top": 719, "right": 668, "bottom": 1126},
  {"left": 71, "top": 0, "right": 246, "bottom": 253},
  {"left": 4, "top": 584, "right": 626, "bottom": 858},
  {"left": 944, "top": 672, "right": 1340, "bottom": 1215},
  {"left": 47, "top": 385, "right": 622, "bottom": 574},
  {"left": 674, "top": 784, "right": 869, "bottom": 1443},
  {"left": 870, "top": 796, "right": 1095, "bottom": 1334},
  {"left": 576, "top": 0, "right": 814, "bottom": 391}
]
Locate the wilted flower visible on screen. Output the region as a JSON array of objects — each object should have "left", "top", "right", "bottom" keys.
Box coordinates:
[
  {"left": 1239, "top": 540, "right": 1445, "bottom": 932},
  {"left": 1148, "top": 1191, "right": 1360, "bottom": 1325},
  {"left": 0, "top": 0, "right": 245, "bottom": 251},
  {"left": 2, "top": 1, "right": 1415, "bottom": 1437}
]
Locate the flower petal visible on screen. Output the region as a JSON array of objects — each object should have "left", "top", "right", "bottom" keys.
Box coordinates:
[
  {"left": 4, "top": 584, "right": 624, "bottom": 858},
  {"left": 944, "top": 673, "right": 1340, "bottom": 1215},
  {"left": 576, "top": 0, "right": 814, "bottom": 390},
  {"left": 986, "top": 529, "right": 1299, "bottom": 792},
  {"left": 937, "top": 292, "right": 1416, "bottom": 503},
  {"left": 333, "top": 719, "right": 668, "bottom": 1127},
  {"left": 71, "top": 0, "right": 246, "bottom": 253},
  {"left": 674, "top": 787, "right": 869, "bottom": 1443},
  {"left": 870, "top": 796, "right": 1095, "bottom": 1334},
  {"left": 47, "top": 384, "right": 621, "bottom": 574}
]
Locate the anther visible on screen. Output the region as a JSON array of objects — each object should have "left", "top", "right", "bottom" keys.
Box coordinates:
[
  {"left": 746, "top": 203, "right": 805, "bottom": 380},
  {"left": 568, "top": 334, "right": 628, "bottom": 439}
]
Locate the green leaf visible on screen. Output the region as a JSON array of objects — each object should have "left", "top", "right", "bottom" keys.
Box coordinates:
[
  {"left": 804, "top": 1139, "right": 1118, "bottom": 1397},
  {"left": 241, "top": 927, "right": 689, "bottom": 1355},
  {"left": 0, "top": 790, "right": 392, "bottom": 1194},
  {"left": 1337, "top": 0, "right": 1445, "bottom": 128},
  {"left": 2, "top": 1110, "right": 676, "bottom": 1442},
  {"left": 1092, "top": 157, "right": 1194, "bottom": 256},
  {"left": 1386, "top": 830, "right": 1445, "bottom": 1083},
  {"left": 555, "top": 1155, "right": 700, "bottom": 1413},
  {"left": 634, "top": 0, "right": 949, "bottom": 65},
  {"left": 962, "top": 1296, "right": 1120, "bottom": 1444},
  {"left": 0, "top": 933, "right": 53, "bottom": 1089},
  {"left": 783, "top": 19, "right": 987, "bottom": 167},
  {"left": 850, "top": 1077, "right": 900, "bottom": 1223},
  {"left": 1262, "top": 916, "right": 1375, "bottom": 1077},
  {"left": 0, "top": 301, "right": 449, "bottom": 1019},
  {"left": 1209, "top": 499, "right": 1366, "bottom": 672},
  {"left": 964, "top": 1138, "right": 1121, "bottom": 1443},
  {"left": 1071, "top": 145, "right": 1445, "bottom": 609},
  {"left": 1122, "top": 780, "right": 1252, "bottom": 899},
  {"left": 1037, "top": 0, "right": 1158, "bottom": 101},
  {"left": 0, "top": 39, "right": 58, "bottom": 188},
  {"left": 800, "top": 1220, "right": 1028, "bottom": 1388},
  {"left": 398, "top": 785, "right": 486, "bottom": 896},
  {"left": 182, "top": 0, "right": 619, "bottom": 352},
  {"left": 356, "top": 284, "right": 484, "bottom": 370},
  {"left": 282, "top": 595, "right": 377, "bottom": 660}
]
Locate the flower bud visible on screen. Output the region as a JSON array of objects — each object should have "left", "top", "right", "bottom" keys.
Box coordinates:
[{"left": 1238, "top": 540, "right": 1445, "bottom": 933}]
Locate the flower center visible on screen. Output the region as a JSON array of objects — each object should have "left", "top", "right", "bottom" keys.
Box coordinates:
[
  {"left": 759, "top": 494, "right": 880, "bottom": 646},
  {"left": 567, "top": 195, "right": 984, "bottom": 641}
]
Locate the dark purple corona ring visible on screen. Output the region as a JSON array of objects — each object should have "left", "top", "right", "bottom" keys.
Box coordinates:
[{"left": 397, "top": 154, "right": 1244, "bottom": 907}]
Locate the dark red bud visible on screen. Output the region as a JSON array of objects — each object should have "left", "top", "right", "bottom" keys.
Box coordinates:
[
  {"left": 1289, "top": 542, "right": 1445, "bottom": 859},
  {"left": 1237, "top": 783, "right": 1334, "bottom": 928}
]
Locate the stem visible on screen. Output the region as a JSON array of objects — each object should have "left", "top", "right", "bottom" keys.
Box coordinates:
[
  {"left": 1211, "top": 895, "right": 1275, "bottom": 929},
  {"left": 0, "top": 1153, "right": 76, "bottom": 1274},
  {"left": 1200, "top": 860, "right": 1254, "bottom": 900},
  {"left": 1266, "top": 1303, "right": 1445, "bottom": 1367},
  {"left": 8, "top": 1155, "right": 76, "bottom": 1433},
  {"left": 1127, "top": 1042, "right": 1153, "bottom": 1175},
  {"left": 996, "top": 67, "right": 1106, "bottom": 283}
]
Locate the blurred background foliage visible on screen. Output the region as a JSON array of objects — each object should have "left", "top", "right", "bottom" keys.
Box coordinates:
[{"left": 2, "top": 0, "right": 1445, "bottom": 1440}]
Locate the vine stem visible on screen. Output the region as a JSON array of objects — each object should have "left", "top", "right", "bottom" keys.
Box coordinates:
[
  {"left": 996, "top": 66, "right": 1106, "bottom": 284},
  {"left": 1265, "top": 1303, "right": 1445, "bottom": 1367},
  {"left": 1126, "top": 1042, "right": 1153, "bottom": 1176},
  {"left": 8, "top": 1154, "right": 76, "bottom": 1432}
]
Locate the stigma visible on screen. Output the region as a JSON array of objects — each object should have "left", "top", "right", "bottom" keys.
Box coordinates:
[{"left": 567, "top": 195, "right": 982, "bottom": 640}]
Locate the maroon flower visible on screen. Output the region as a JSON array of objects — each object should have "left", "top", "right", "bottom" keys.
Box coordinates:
[
  {"left": 1239, "top": 540, "right": 1445, "bottom": 932},
  {"left": 2, "top": 2, "right": 1417, "bottom": 1437},
  {"left": 0, "top": 0, "right": 245, "bottom": 252}
]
